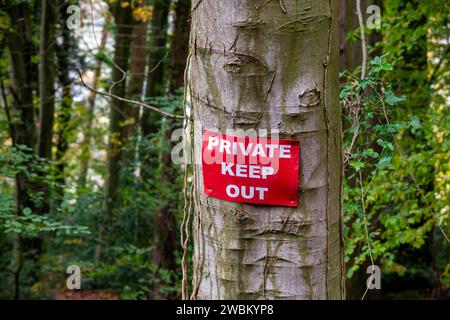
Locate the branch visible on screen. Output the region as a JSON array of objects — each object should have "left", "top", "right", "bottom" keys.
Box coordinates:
[
  {"left": 356, "top": 0, "right": 367, "bottom": 80},
  {"left": 76, "top": 69, "right": 185, "bottom": 120},
  {"left": 278, "top": 0, "right": 287, "bottom": 14},
  {"left": 191, "top": 0, "right": 205, "bottom": 13}
]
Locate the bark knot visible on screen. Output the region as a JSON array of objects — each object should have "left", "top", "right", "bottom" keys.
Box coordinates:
[
  {"left": 223, "top": 53, "right": 268, "bottom": 76},
  {"left": 299, "top": 88, "right": 321, "bottom": 107}
]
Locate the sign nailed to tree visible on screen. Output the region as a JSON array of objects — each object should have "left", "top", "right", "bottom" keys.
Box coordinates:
[{"left": 202, "top": 130, "right": 300, "bottom": 207}]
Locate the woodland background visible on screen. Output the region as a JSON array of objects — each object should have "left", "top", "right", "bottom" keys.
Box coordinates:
[{"left": 0, "top": 0, "right": 449, "bottom": 300}]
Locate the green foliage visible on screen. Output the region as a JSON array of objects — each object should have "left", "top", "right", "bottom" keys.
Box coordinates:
[
  {"left": 342, "top": 43, "right": 450, "bottom": 290},
  {"left": 0, "top": 145, "right": 90, "bottom": 236},
  {"left": 83, "top": 245, "right": 178, "bottom": 299}
]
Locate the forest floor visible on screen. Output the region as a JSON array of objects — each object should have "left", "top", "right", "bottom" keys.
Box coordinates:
[{"left": 55, "top": 290, "right": 118, "bottom": 300}]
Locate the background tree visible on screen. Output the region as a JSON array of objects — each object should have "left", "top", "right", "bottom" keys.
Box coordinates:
[
  {"left": 140, "top": 0, "right": 171, "bottom": 175},
  {"left": 102, "top": 0, "right": 134, "bottom": 255},
  {"left": 3, "top": 1, "right": 39, "bottom": 300},
  {"left": 153, "top": 0, "right": 191, "bottom": 296},
  {"left": 78, "top": 22, "right": 109, "bottom": 188},
  {"left": 55, "top": 0, "right": 76, "bottom": 185}
]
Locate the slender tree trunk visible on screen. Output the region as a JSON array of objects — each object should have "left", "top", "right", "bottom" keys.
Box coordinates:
[
  {"left": 190, "top": 0, "right": 344, "bottom": 299},
  {"left": 140, "top": 0, "right": 170, "bottom": 179},
  {"left": 339, "top": 0, "right": 364, "bottom": 72},
  {"left": 100, "top": 1, "right": 133, "bottom": 257},
  {"left": 5, "top": 2, "right": 38, "bottom": 299},
  {"left": 123, "top": 19, "right": 149, "bottom": 163},
  {"left": 135, "top": 0, "right": 172, "bottom": 296},
  {"left": 38, "top": 0, "right": 57, "bottom": 161},
  {"left": 168, "top": 0, "right": 191, "bottom": 92},
  {"left": 105, "top": 2, "right": 133, "bottom": 211},
  {"left": 152, "top": 0, "right": 191, "bottom": 297},
  {"left": 78, "top": 26, "right": 109, "bottom": 188},
  {"left": 37, "top": 0, "right": 57, "bottom": 233},
  {"left": 55, "top": 0, "right": 75, "bottom": 185}
]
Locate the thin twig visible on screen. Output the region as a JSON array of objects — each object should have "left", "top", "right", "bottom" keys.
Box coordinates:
[
  {"left": 278, "top": 0, "right": 287, "bottom": 14},
  {"left": 359, "top": 169, "right": 375, "bottom": 300},
  {"left": 76, "top": 69, "right": 184, "bottom": 120},
  {"left": 191, "top": 0, "right": 205, "bottom": 13},
  {"left": 88, "top": 0, "right": 127, "bottom": 95},
  {"left": 354, "top": 0, "right": 373, "bottom": 300},
  {"left": 356, "top": 0, "right": 367, "bottom": 80},
  {"left": 181, "top": 52, "right": 192, "bottom": 300}
]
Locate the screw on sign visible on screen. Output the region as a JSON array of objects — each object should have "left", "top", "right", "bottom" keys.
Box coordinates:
[{"left": 202, "top": 130, "right": 300, "bottom": 207}]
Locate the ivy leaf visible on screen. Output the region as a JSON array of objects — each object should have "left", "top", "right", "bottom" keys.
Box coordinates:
[
  {"left": 377, "top": 156, "right": 392, "bottom": 169},
  {"left": 377, "top": 139, "right": 394, "bottom": 151},
  {"left": 349, "top": 160, "right": 365, "bottom": 171},
  {"left": 384, "top": 91, "right": 406, "bottom": 106},
  {"left": 362, "top": 148, "right": 379, "bottom": 159},
  {"left": 380, "top": 62, "right": 393, "bottom": 71},
  {"left": 408, "top": 117, "right": 421, "bottom": 129}
]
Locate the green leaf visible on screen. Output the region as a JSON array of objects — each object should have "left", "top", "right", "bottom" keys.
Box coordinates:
[
  {"left": 349, "top": 160, "right": 365, "bottom": 171},
  {"left": 377, "top": 139, "right": 394, "bottom": 151},
  {"left": 380, "top": 62, "right": 393, "bottom": 71},
  {"left": 362, "top": 149, "right": 379, "bottom": 159},
  {"left": 384, "top": 91, "right": 406, "bottom": 106}
]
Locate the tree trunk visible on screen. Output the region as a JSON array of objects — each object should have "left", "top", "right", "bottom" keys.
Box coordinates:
[
  {"left": 6, "top": 4, "right": 36, "bottom": 149},
  {"left": 5, "top": 2, "right": 38, "bottom": 299},
  {"left": 104, "top": 2, "right": 133, "bottom": 218},
  {"left": 168, "top": 0, "right": 191, "bottom": 92},
  {"left": 55, "top": 0, "right": 75, "bottom": 185},
  {"left": 339, "top": 0, "right": 363, "bottom": 72},
  {"left": 78, "top": 26, "right": 109, "bottom": 188},
  {"left": 135, "top": 0, "right": 172, "bottom": 296},
  {"left": 98, "top": 2, "right": 134, "bottom": 261},
  {"left": 140, "top": 0, "right": 170, "bottom": 178},
  {"left": 190, "top": 0, "right": 344, "bottom": 299},
  {"left": 36, "top": 0, "right": 57, "bottom": 230},
  {"left": 38, "top": 0, "right": 57, "bottom": 161},
  {"left": 151, "top": 0, "right": 192, "bottom": 297},
  {"left": 123, "top": 19, "right": 148, "bottom": 163}
]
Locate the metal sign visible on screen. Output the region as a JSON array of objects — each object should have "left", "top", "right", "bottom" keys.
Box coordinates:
[{"left": 202, "top": 130, "right": 300, "bottom": 207}]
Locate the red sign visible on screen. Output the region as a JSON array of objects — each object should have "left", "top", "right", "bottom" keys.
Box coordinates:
[{"left": 202, "top": 130, "right": 300, "bottom": 207}]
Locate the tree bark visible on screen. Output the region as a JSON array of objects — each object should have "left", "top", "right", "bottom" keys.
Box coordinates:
[
  {"left": 339, "top": 0, "right": 363, "bottom": 72},
  {"left": 97, "top": 2, "right": 134, "bottom": 261},
  {"left": 55, "top": 0, "right": 75, "bottom": 185},
  {"left": 168, "top": 0, "right": 191, "bottom": 92},
  {"left": 123, "top": 18, "right": 148, "bottom": 163},
  {"left": 78, "top": 26, "right": 109, "bottom": 188},
  {"left": 38, "top": 0, "right": 57, "bottom": 161},
  {"left": 138, "top": 0, "right": 171, "bottom": 273},
  {"left": 104, "top": 2, "right": 133, "bottom": 218},
  {"left": 151, "top": 0, "right": 192, "bottom": 298},
  {"left": 36, "top": 0, "right": 57, "bottom": 231},
  {"left": 190, "top": 0, "right": 344, "bottom": 299},
  {"left": 140, "top": 0, "right": 170, "bottom": 174},
  {"left": 6, "top": 2, "right": 38, "bottom": 300}
]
